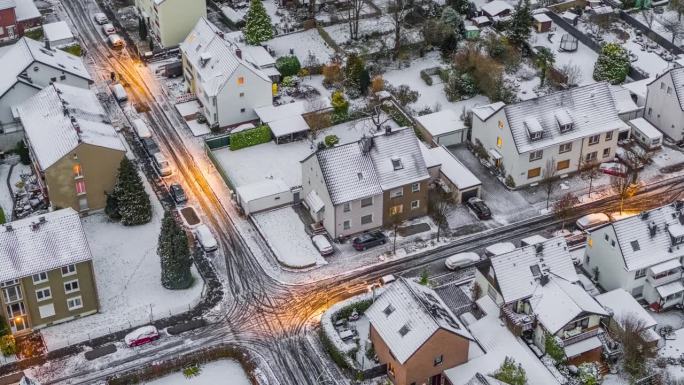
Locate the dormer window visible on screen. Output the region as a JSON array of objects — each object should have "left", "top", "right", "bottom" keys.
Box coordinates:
[
  {"left": 559, "top": 123, "right": 573, "bottom": 133},
  {"left": 391, "top": 157, "right": 403, "bottom": 170},
  {"left": 555, "top": 109, "right": 573, "bottom": 133},
  {"left": 399, "top": 323, "right": 411, "bottom": 337},
  {"left": 524, "top": 117, "right": 543, "bottom": 141},
  {"left": 669, "top": 224, "right": 684, "bottom": 245},
  {"left": 383, "top": 304, "right": 395, "bottom": 316}
]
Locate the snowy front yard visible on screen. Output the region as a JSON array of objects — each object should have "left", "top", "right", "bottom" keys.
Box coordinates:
[
  {"left": 265, "top": 29, "right": 336, "bottom": 64},
  {"left": 145, "top": 359, "right": 251, "bottom": 385},
  {"left": 39, "top": 175, "right": 203, "bottom": 350}
]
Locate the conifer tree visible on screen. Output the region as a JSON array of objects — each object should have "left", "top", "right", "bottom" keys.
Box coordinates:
[
  {"left": 506, "top": 0, "right": 532, "bottom": 47},
  {"left": 244, "top": 0, "right": 274, "bottom": 45},
  {"left": 112, "top": 158, "right": 152, "bottom": 226},
  {"left": 593, "top": 42, "right": 630, "bottom": 84},
  {"left": 158, "top": 211, "right": 193, "bottom": 290}
]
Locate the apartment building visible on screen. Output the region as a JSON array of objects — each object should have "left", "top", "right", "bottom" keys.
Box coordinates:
[
  {"left": 135, "top": 0, "right": 206, "bottom": 48},
  {"left": 16, "top": 83, "right": 126, "bottom": 213},
  {"left": 644, "top": 67, "right": 684, "bottom": 142},
  {"left": 0, "top": 208, "right": 99, "bottom": 334},
  {"left": 470, "top": 82, "right": 626, "bottom": 188}
]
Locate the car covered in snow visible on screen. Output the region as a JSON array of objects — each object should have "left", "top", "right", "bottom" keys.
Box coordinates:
[
  {"left": 445, "top": 252, "right": 480, "bottom": 270},
  {"left": 195, "top": 224, "right": 218, "bottom": 252},
  {"left": 94, "top": 12, "right": 109, "bottom": 24},
  {"left": 466, "top": 197, "right": 491, "bottom": 220},
  {"left": 576, "top": 213, "right": 610, "bottom": 230},
  {"left": 484, "top": 242, "right": 515, "bottom": 257},
  {"left": 102, "top": 23, "right": 116, "bottom": 36},
  {"left": 312, "top": 235, "right": 333, "bottom": 256},
  {"left": 125, "top": 325, "right": 159, "bottom": 347},
  {"left": 352, "top": 231, "right": 387, "bottom": 251}
]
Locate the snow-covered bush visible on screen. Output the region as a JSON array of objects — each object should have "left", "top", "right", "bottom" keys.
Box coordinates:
[
  {"left": 545, "top": 334, "right": 566, "bottom": 363},
  {"left": 577, "top": 362, "right": 600, "bottom": 385},
  {"left": 276, "top": 56, "right": 301, "bottom": 77},
  {"left": 593, "top": 42, "right": 629, "bottom": 84}
]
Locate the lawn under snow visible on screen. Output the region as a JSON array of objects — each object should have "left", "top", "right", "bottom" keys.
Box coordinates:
[
  {"left": 145, "top": 359, "right": 250, "bottom": 385},
  {"left": 40, "top": 174, "right": 203, "bottom": 350},
  {"left": 252, "top": 206, "right": 326, "bottom": 268},
  {"left": 265, "top": 29, "right": 335, "bottom": 64}
]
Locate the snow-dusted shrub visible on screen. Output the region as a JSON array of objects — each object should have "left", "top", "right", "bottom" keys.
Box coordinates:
[
  {"left": 230, "top": 125, "right": 271, "bottom": 150},
  {"left": 577, "top": 362, "right": 600, "bottom": 385}
]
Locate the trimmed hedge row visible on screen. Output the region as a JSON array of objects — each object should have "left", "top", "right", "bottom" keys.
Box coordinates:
[{"left": 229, "top": 125, "right": 271, "bottom": 151}]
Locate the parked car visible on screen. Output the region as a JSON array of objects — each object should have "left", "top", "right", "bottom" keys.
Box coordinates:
[
  {"left": 352, "top": 231, "right": 387, "bottom": 251},
  {"left": 445, "top": 252, "right": 480, "bottom": 270},
  {"left": 102, "top": 23, "right": 116, "bottom": 35},
  {"left": 111, "top": 83, "right": 128, "bottom": 102},
  {"left": 599, "top": 162, "right": 627, "bottom": 178},
  {"left": 125, "top": 325, "right": 159, "bottom": 347},
  {"left": 312, "top": 234, "right": 334, "bottom": 256},
  {"left": 169, "top": 183, "right": 187, "bottom": 204},
  {"left": 195, "top": 224, "right": 218, "bottom": 252},
  {"left": 94, "top": 12, "right": 109, "bottom": 24},
  {"left": 576, "top": 213, "right": 610, "bottom": 230},
  {"left": 108, "top": 34, "right": 125, "bottom": 49},
  {"left": 484, "top": 242, "right": 515, "bottom": 257},
  {"left": 132, "top": 118, "right": 151, "bottom": 139},
  {"left": 153, "top": 152, "right": 172, "bottom": 177},
  {"left": 466, "top": 197, "right": 492, "bottom": 220}
]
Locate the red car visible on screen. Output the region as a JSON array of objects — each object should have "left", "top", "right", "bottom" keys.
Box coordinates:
[
  {"left": 124, "top": 325, "right": 160, "bottom": 347},
  {"left": 599, "top": 162, "right": 627, "bottom": 178}
]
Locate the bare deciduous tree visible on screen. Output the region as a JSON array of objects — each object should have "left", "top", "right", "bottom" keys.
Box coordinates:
[
  {"left": 387, "top": 214, "right": 406, "bottom": 254},
  {"left": 559, "top": 64, "right": 583, "bottom": 87},
  {"left": 553, "top": 192, "right": 576, "bottom": 230},
  {"left": 611, "top": 175, "right": 639, "bottom": 214},
  {"left": 429, "top": 189, "right": 454, "bottom": 242},
  {"left": 622, "top": 145, "right": 652, "bottom": 183},
  {"left": 346, "top": 0, "right": 365, "bottom": 40},
  {"left": 387, "top": 0, "right": 411, "bottom": 59},
  {"left": 661, "top": 17, "right": 684, "bottom": 44},
  {"left": 305, "top": 97, "right": 331, "bottom": 146},
  {"left": 641, "top": 9, "right": 655, "bottom": 30},
  {"left": 614, "top": 314, "right": 657, "bottom": 379},
  {"left": 581, "top": 159, "right": 601, "bottom": 198},
  {"left": 541, "top": 158, "right": 557, "bottom": 210}
]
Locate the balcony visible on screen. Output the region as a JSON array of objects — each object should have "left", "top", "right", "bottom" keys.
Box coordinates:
[
  {"left": 502, "top": 305, "right": 535, "bottom": 335},
  {"left": 646, "top": 269, "right": 682, "bottom": 287},
  {"left": 562, "top": 326, "right": 603, "bottom": 346}
]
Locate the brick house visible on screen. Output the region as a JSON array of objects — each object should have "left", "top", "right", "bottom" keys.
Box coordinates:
[{"left": 0, "top": 0, "right": 41, "bottom": 42}]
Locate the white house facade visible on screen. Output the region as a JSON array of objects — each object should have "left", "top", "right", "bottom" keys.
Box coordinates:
[
  {"left": 470, "top": 82, "right": 626, "bottom": 188},
  {"left": 180, "top": 18, "right": 272, "bottom": 129},
  {"left": 644, "top": 67, "right": 684, "bottom": 142},
  {"left": 135, "top": 0, "right": 207, "bottom": 48},
  {"left": 583, "top": 202, "right": 684, "bottom": 311}
]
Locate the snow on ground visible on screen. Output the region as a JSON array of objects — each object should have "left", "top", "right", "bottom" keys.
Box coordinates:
[
  {"left": 40, "top": 174, "right": 203, "bottom": 350},
  {"left": 265, "top": 29, "right": 335, "bottom": 64},
  {"left": 145, "top": 359, "right": 250, "bottom": 385},
  {"left": 636, "top": 9, "right": 684, "bottom": 47},
  {"left": 252, "top": 206, "right": 326, "bottom": 268},
  {"left": 381, "top": 51, "right": 491, "bottom": 112},
  {"left": 323, "top": 15, "right": 394, "bottom": 45},
  {"left": 529, "top": 23, "right": 598, "bottom": 86},
  {"left": 0, "top": 164, "right": 12, "bottom": 218}
]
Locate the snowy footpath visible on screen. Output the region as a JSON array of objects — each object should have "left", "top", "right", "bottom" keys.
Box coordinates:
[{"left": 144, "top": 359, "right": 251, "bottom": 385}]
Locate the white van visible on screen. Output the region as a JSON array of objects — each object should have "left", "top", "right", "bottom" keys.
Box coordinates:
[
  {"left": 312, "top": 235, "right": 333, "bottom": 256},
  {"left": 153, "top": 152, "right": 172, "bottom": 177},
  {"left": 102, "top": 23, "right": 116, "bottom": 36},
  {"left": 576, "top": 213, "right": 610, "bottom": 230},
  {"left": 111, "top": 83, "right": 128, "bottom": 102},
  {"left": 132, "top": 118, "right": 151, "bottom": 139},
  {"left": 195, "top": 224, "right": 218, "bottom": 252},
  {"left": 108, "top": 34, "right": 125, "bottom": 49},
  {"left": 445, "top": 252, "right": 480, "bottom": 270}
]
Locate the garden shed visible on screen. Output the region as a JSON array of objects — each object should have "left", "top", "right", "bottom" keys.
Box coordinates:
[
  {"left": 415, "top": 109, "right": 467, "bottom": 146},
  {"left": 533, "top": 13, "right": 552, "bottom": 33},
  {"left": 235, "top": 178, "right": 293, "bottom": 215}
]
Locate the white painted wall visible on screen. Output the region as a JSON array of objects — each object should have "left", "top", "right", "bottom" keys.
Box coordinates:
[
  {"left": 301, "top": 154, "right": 336, "bottom": 236},
  {"left": 584, "top": 226, "right": 642, "bottom": 295},
  {"left": 155, "top": 0, "right": 207, "bottom": 47},
  {"left": 644, "top": 73, "right": 684, "bottom": 141},
  {"left": 215, "top": 67, "right": 272, "bottom": 128},
  {"left": 333, "top": 193, "right": 383, "bottom": 237}
]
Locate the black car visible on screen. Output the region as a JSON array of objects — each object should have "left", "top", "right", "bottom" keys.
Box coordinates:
[
  {"left": 352, "top": 231, "right": 387, "bottom": 251},
  {"left": 169, "top": 183, "right": 187, "bottom": 204},
  {"left": 467, "top": 197, "right": 491, "bottom": 220}
]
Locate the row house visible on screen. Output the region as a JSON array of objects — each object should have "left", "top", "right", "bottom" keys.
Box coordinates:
[
  {"left": 135, "top": 0, "right": 206, "bottom": 48},
  {"left": 0, "top": 208, "right": 99, "bottom": 334},
  {"left": 180, "top": 18, "right": 273, "bottom": 129},
  {"left": 301, "top": 127, "right": 429, "bottom": 239},
  {"left": 470, "top": 82, "right": 626, "bottom": 188},
  {"left": 584, "top": 202, "right": 684, "bottom": 311},
  {"left": 16, "top": 83, "right": 126, "bottom": 213},
  {"left": 0, "top": 0, "right": 41, "bottom": 43},
  {"left": 474, "top": 237, "right": 610, "bottom": 366}
]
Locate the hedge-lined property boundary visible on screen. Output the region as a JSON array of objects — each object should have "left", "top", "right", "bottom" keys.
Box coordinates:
[{"left": 230, "top": 125, "right": 271, "bottom": 151}]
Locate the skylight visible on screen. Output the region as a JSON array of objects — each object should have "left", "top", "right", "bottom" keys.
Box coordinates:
[
  {"left": 391, "top": 157, "right": 403, "bottom": 171},
  {"left": 383, "top": 304, "right": 395, "bottom": 316},
  {"left": 631, "top": 240, "right": 640, "bottom": 252},
  {"left": 398, "top": 324, "right": 411, "bottom": 337}
]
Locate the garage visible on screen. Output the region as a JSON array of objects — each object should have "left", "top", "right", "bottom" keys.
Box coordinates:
[{"left": 460, "top": 187, "right": 480, "bottom": 203}]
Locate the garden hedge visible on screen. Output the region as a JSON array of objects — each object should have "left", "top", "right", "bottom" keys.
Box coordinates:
[{"left": 229, "top": 125, "right": 271, "bottom": 151}]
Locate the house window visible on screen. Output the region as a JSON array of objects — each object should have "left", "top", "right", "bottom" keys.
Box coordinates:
[
  {"left": 498, "top": 120, "right": 504, "bottom": 128},
  {"left": 588, "top": 135, "right": 600, "bottom": 145},
  {"left": 239, "top": 92, "right": 244, "bottom": 97},
  {"left": 411, "top": 183, "right": 420, "bottom": 192},
  {"left": 73, "top": 164, "right": 83, "bottom": 178},
  {"left": 38, "top": 303, "right": 55, "bottom": 319},
  {"left": 667, "top": 86, "right": 673, "bottom": 94},
  {"left": 75, "top": 180, "right": 86, "bottom": 195},
  {"left": 361, "top": 214, "right": 373, "bottom": 225},
  {"left": 240, "top": 108, "right": 246, "bottom": 113},
  {"left": 527, "top": 167, "right": 541, "bottom": 179},
  {"left": 390, "top": 188, "right": 403, "bottom": 199},
  {"left": 635, "top": 269, "right": 647, "bottom": 279},
  {"left": 389, "top": 205, "right": 403, "bottom": 216},
  {"left": 7, "top": 302, "right": 26, "bottom": 318},
  {"left": 434, "top": 354, "right": 444, "bottom": 366},
  {"left": 67, "top": 296, "right": 83, "bottom": 311},
  {"left": 361, "top": 197, "right": 373, "bottom": 207},
  {"left": 648, "top": 107, "right": 652, "bottom": 116},
  {"left": 50, "top": 77, "right": 56, "bottom": 82},
  {"left": 496, "top": 136, "right": 502, "bottom": 148},
  {"left": 383, "top": 304, "right": 395, "bottom": 316},
  {"left": 557, "top": 160, "right": 570, "bottom": 171},
  {"left": 391, "top": 157, "right": 403, "bottom": 170},
  {"left": 36, "top": 288, "right": 52, "bottom": 302},
  {"left": 64, "top": 280, "right": 79, "bottom": 294},
  {"left": 343, "top": 220, "right": 351, "bottom": 230},
  {"left": 237, "top": 76, "right": 245, "bottom": 85},
  {"left": 611, "top": 240, "right": 616, "bottom": 247},
  {"left": 603, "top": 148, "right": 611, "bottom": 158},
  {"left": 585, "top": 152, "right": 597, "bottom": 162},
  {"left": 62, "top": 264, "right": 76, "bottom": 276},
  {"left": 605, "top": 131, "right": 613, "bottom": 141},
  {"left": 559, "top": 143, "right": 572, "bottom": 154},
  {"left": 343, "top": 202, "right": 351, "bottom": 212},
  {"left": 60, "top": 75, "right": 66, "bottom": 81},
  {"left": 32, "top": 272, "right": 48, "bottom": 284},
  {"left": 661, "top": 82, "right": 665, "bottom": 89},
  {"left": 632, "top": 285, "right": 644, "bottom": 297},
  {"left": 2, "top": 286, "right": 22, "bottom": 303},
  {"left": 529, "top": 150, "right": 543, "bottom": 161},
  {"left": 411, "top": 200, "right": 420, "bottom": 209}
]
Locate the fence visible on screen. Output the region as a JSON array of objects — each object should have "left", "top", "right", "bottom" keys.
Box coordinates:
[
  {"left": 204, "top": 140, "right": 235, "bottom": 191},
  {"left": 619, "top": 10, "right": 684, "bottom": 55},
  {"left": 205, "top": 133, "right": 231, "bottom": 150}
]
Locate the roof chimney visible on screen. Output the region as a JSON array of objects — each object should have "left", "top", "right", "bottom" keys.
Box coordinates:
[
  {"left": 385, "top": 126, "right": 392, "bottom": 135},
  {"left": 3, "top": 224, "right": 12, "bottom": 232},
  {"left": 45, "top": 39, "right": 51, "bottom": 51},
  {"left": 38, "top": 216, "right": 46, "bottom": 224},
  {"left": 235, "top": 48, "right": 242, "bottom": 59}
]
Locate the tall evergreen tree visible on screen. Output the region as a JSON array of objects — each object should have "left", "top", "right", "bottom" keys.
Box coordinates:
[
  {"left": 244, "top": 0, "right": 274, "bottom": 45},
  {"left": 158, "top": 211, "right": 193, "bottom": 290},
  {"left": 440, "top": 6, "right": 464, "bottom": 34},
  {"left": 138, "top": 17, "right": 148, "bottom": 41},
  {"left": 112, "top": 158, "right": 152, "bottom": 226},
  {"left": 506, "top": 0, "right": 532, "bottom": 47}
]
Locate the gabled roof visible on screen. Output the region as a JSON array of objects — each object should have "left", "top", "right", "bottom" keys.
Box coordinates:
[
  {"left": 0, "top": 37, "right": 91, "bottom": 98},
  {"left": 595, "top": 203, "right": 684, "bottom": 271},
  {"left": 316, "top": 140, "right": 382, "bottom": 205},
  {"left": 0, "top": 208, "right": 93, "bottom": 282},
  {"left": 369, "top": 128, "right": 429, "bottom": 190},
  {"left": 0, "top": 0, "right": 15, "bottom": 10},
  {"left": 17, "top": 83, "right": 125, "bottom": 169},
  {"left": 503, "top": 82, "right": 627, "bottom": 153},
  {"left": 489, "top": 237, "right": 578, "bottom": 304},
  {"left": 14, "top": 0, "right": 40, "bottom": 21},
  {"left": 366, "top": 278, "right": 472, "bottom": 364},
  {"left": 480, "top": 0, "right": 513, "bottom": 16},
  {"left": 471, "top": 101, "right": 505, "bottom": 121},
  {"left": 530, "top": 276, "right": 608, "bottom": 334},
  {"left": 595, "top": 288, "right": 657, "bottom": 330},
  {"left": 180, "top": 18, "right": 270, "bottom": 97},
  {"left": 666, "top": 67, "right": 684, "bottom": 110}
]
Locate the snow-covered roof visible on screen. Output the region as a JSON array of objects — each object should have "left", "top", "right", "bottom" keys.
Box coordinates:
[
  {"left": 17, "top": 83, "right": 125, "bottom": 170},
  {"left": 490, "top": 237, "right": 579, "bottom": 303},
  {"left": 0, "top": 0, "right": 14, "bottom": 10},
  {"left": 661, "top": 67, "right": 684, "bottom": 110},
  {"left": 268, "top": 115, "right": 309, "bottom": 138},
  {"left": 428, "top": 146, "right": 481, "bottom": 189},
  {"left": 415, "top": 109, "right": 465, "bottom": 137},
  {"left": 610, "top": 85, "right": 640, "bottom": 115},
  {"left": 180, "top": 18, "right": 270, "bottom": 97},
  {"left": 485, "top": 242, "right": 515, "bottom": 256},
  {"left": 503, "top": 82, "right": 627, "bottom": 154},
  {"left": 419, "top": 141, "right": 441, "bottom": 169},
  {"left": 242, "top": 45, "right": 276, "bottom": 68},
  {"left": 595, "top": 288, "right": 657, "bottom": 330},
  {"left": 366, "top": 278, "right": 472, "bottom": 364},
  {"left": 520, "top": 234, "right": 548, "bottom": 246},
  {"left": 369, "top": 127, "right": 429, "bottom": 190},
  {"left": 530, "top": 276, "right": 608, "bottom": 334},
  {"left": 564, "top": 336, "right": 602, "bottom": 358},
  {"left": 43, "top": 21, "right": 74, "bottom": 43},
  {"left": 657, "top": 280, "right": 684, "bottom": 297},
  {"left": 0, "top": 37, "right": 91, "bottom": 97},
  {"left": 629, "top": 118, "right": 662, "bottom": 139},
  {"left": 596, "top": 203, "right": 684, "bottom": 271},
  {"left": 623, "top": 77, "right": 652, "bottom": 100},
  {"left": 561, "top": 10, "right": 579, "bottom": 20},
  {"left": 472, "top": 101, "right": 505, "bottom": 121},
  {"left": 480, "top": 0, "right": 513, "bottom": 17},
  {"left": 533, "top": 13, "right": 551, "bottom": 23},
  {"left": 650, "top": 259, "right": 681, "bottom": 275},
  {"left": 0, "top": 208, "right": 93, "bottom": 282},
  {"left": 14, "top": 0, "right": 40, "bottom": 21},
  {"left": 255, "top": 101, "right": 306, "bottom": 123},
  {"left": 236, "top": 178, "right": 290, "bottom": 202},
  {"left": 304, "top": 190, "right": 324, "bottom": 213},
  {"left": 221, "top": 5, "right": 245, "bottom": 23}
]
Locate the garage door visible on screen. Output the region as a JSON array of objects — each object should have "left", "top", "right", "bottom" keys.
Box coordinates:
[{"left": 460, "top": 188, "right": 479, "bottom": 203}]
